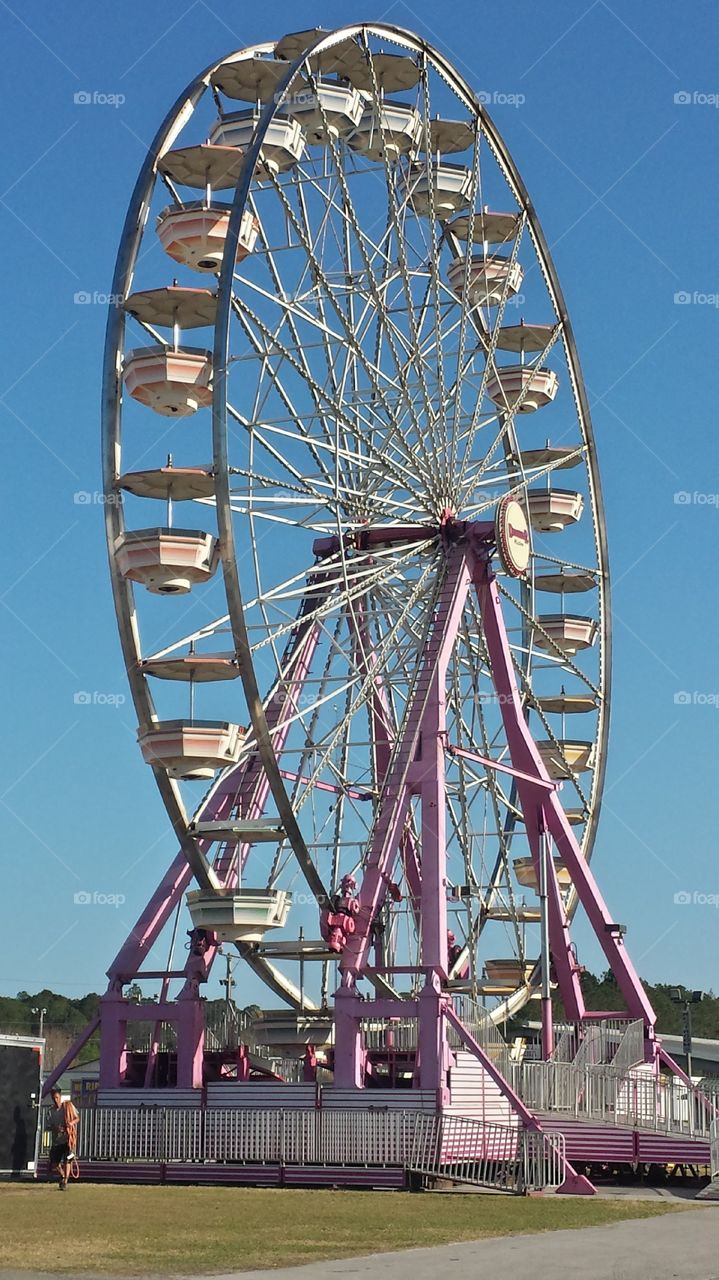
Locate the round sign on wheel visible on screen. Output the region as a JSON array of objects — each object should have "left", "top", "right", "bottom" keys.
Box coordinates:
[{"left": 495, "top": 496, "right": 530, "bottom": 577}]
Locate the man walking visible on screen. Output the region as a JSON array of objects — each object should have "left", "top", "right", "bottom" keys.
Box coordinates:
[{"left": 47, "top": 1087, "right": 79, "bottom": 1191}]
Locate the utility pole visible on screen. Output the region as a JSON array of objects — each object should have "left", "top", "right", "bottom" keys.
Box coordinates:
[
  {"left": 31, "top": 1007, "right": 47, "bottom": 1037},
  {"left": 220, "top": 950, "right": 234, "bottom": 1012},
  {"left": 670, "top": 987, "right": 703, "bottom": 1081}
]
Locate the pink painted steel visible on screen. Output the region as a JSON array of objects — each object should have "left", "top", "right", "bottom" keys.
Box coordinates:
[
  {"left": 447, "top": 742, "right": 555, "bottom": 790},
  {"left": 90, "top": 515, "right": 659, "bottom": 1115},
  {"left": 445, "top": 1004, "right": 595, "bottom": 1193},
  {"left": 95, "top": 589, "right": 326, "bottom": 1088},
  {"left": 333, "top": 984, "right": 365, "bottom": 1088},
  {"left": 445, "top": 1002, "right": 538, "bottom": 1129},
  {"left": 541, "top": 995, "right": 554, "bottom": 1061},
  {"left": 349, "top": 595, "right": 422, "bottom": 924},
  {"left": 469, "top": 538, "right": 656, "bottom": 1037},
  {"left": 99, "top": 995, "right": 206, "bottom": 1088},
  {"left": 470, "top": 549, "right": 586, "bottom": 1022},
  {"left": 341, "top": 547, "right": 472, "bottom": 977},
  {"left": 108, "top": 584, "right": 326, "bottom": 989},
  {"left": 43, "top": 1012, "right": 100, "bottom": 1095}
]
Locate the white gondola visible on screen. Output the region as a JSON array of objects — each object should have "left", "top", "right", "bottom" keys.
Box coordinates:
[
  {"left": 423, "top": 118, "right": 474, "bottom": 154},
  {"left": 210, "top": 112, "right": 305, "bottom": 174},
  {"left": 325, "top": 48, "right": 419, "bottom": 93},
  {"left": 537, "top": 739, "right": 595, "bottom": 779},
  {"left": 211, "top": 54, "right": 299, "bottom": 102},
  {"left": 141, "top": 653, "right": 238, "bottom": 681},
  {"left": 486, "top": 365, "right": 559, "bottom": 414},
  {"left": 537, "top": 693, "right": 598, "bottom": 715},
  {"left": 514, "top": 857, "right": 572, "bottom": 891},
  {"left": 138, "top": 719, "right": 245, "bottom": 780},
  {"left": 534, "top": 615, "right": 599, "bottom": 656},
  {"left": 123, "top": 346, "right": 212, "bottom": 416},
  {"left": 278, "top": 81, "right": 365, "bottom": 143},
  {"left": 526, "top": 489, "right": 584, "bottom": 533},
  {"left": 124, "top": 286, "right": 217, "bottom": 329},
  {"left": 445, "top": 208, "right": 520, "bottom": 245},
  {"left": 118, "top": 466, "right": 215, "bottom": 503},
  {"left": 239, "top": 1007, "right": 334, "bottom": 1051},
  {"left": 491, "top": 323, "right": 556, "bottom": 354},
  {"left": 402, "top": 162, "right": 472, "bottom": 215},
  {"left": 534, "top": 569, "right": 597, "bottom": 593},
  {"left": 483, "top": 959, "right": 536, "bottom": 989},
  {"left": 114, "top": 529, "right": 218, "bottom": 595},
  {"left": 447, "top": 254, "right": 523, "bottom": 307},
  {"left": 186, "top": 888, "right": 291, "bottom": 942},
  {"left": 346, "top": 101, "right": 422, "bottom": 161},
  {"left": 156, "top": 204, "right": 258, "bottom": 273},
  {"left": 157, "top": 144, "right": 247, "bottom": 190},
  {"left": 520, "top": 445, "right": 582, "bottom": 471},
  {"left": 188, "top": 818, "right": 286, "bottom": 843}
]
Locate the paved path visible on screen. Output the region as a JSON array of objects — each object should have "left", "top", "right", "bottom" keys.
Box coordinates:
[
  {"left": 3, "top": 1204, "right": 718, "bottom": 1280},
  {"left": 216, "top": 1206, "right": 719, "bottom": 1280}
]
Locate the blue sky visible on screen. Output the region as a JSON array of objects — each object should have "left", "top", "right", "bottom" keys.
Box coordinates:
[{"left": 1, "top": 0, "right": 718, "bottom": 1005}]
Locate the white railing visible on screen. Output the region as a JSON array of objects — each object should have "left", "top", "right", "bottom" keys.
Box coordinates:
[
  {"left": 449, "top": 996, "right": 514, "bottom": 1077},
  {"left": 523, "top": 1128, "right": 567, "bottom": 1191},
  {"left": 359, "top": 1001, "right": 515, "bottom": 1077},
  {"left": 361, "top": 1018, "right": 418, "bottom": 1053},
  {"left": 409, "top": 1113, "right": 520, "bottom": 1191},
  {"left": 407, "top": 1112, "right": 564, "bottom": 1192},
  {"left": 610, "top": 1020, "right": 645, "bottom": 1072},
  {"left": 71, "top": 1106, "right": 204, "bottom": 1162},
  {"left": 549, "top": 1019, "right": 638, "bottom": 1067},
  {"left": 42, "top": 1107, "right": 561, "bottom": 1191},
  {"left": 49, "top": 1107, "right": 435, "bottom": 1169},
  {"left": 517, "top": 1060, "right": 715, "bottom": 1139},
  {"left": 710, "top": 1117, "right": 719, "bottom": 1178}
]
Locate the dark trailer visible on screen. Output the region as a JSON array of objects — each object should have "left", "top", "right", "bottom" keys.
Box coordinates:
[{"left": 0, "top": 1034, "right": 44, "bottom": 1176}]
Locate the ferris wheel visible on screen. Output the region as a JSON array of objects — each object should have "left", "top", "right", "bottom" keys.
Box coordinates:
[{"left": 101, "top": 23, "right": 623, "bottom": 1070}]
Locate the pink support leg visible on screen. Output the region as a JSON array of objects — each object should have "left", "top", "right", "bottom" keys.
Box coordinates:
[
  {"left": 470, "top": 537, "right": 656, "bottom": 1041},
  {"left": 333, "top": 981, "right": 365, "bottom": 1087}
]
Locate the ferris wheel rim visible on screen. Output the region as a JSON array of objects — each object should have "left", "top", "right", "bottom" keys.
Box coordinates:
[
  {"left": 211, "top": 22, "right": 611, "bottom": 902},
  {"left": 101, "top": 22, "right": 611, "bottom": 1021}
]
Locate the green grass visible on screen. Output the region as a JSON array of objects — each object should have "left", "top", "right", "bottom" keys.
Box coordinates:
[{"left": 0, "top": 1182, "right": 686, "bottom": 1274}]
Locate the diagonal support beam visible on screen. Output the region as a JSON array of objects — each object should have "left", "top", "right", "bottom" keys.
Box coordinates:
[
  {"left": 349, "top": 594, "right": 422, "bottom": 929},
  {"left": 341, "top": 547, "right": 472, "bottom": 976},
  {"left": 471, "top": 538, "right": 656, "bottom": 1036}
]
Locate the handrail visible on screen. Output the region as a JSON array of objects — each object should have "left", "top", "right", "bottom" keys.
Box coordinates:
[
  {"left": 517, "top": 1059, "right": 714, "bottom": 1139},
  {"left": 39, "top": 1105, "right": 561, "bottom": 1191}
]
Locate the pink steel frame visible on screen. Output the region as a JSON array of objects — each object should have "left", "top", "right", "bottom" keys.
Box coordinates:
[
  {"left": 47, "top": 522, "right": 657, "bottom": 1111},
  {"left": 334, "top": 520, "right": 656, "bottom": 1095}
]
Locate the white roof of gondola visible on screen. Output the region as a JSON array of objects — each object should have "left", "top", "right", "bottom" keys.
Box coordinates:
[
  {"left": 119, "top": 466, "right": 215, "bottom": 502},
  {"left": 124, "top": 287, "right": 217, "bottom": 329},
  {"left": 158, "top": 144, "right": 246, "bottom": 190}
]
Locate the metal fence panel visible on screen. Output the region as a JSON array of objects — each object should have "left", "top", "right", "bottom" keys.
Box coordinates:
[{"left": 44, "top": 1105, "right": 569, "bottom": 1191}]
